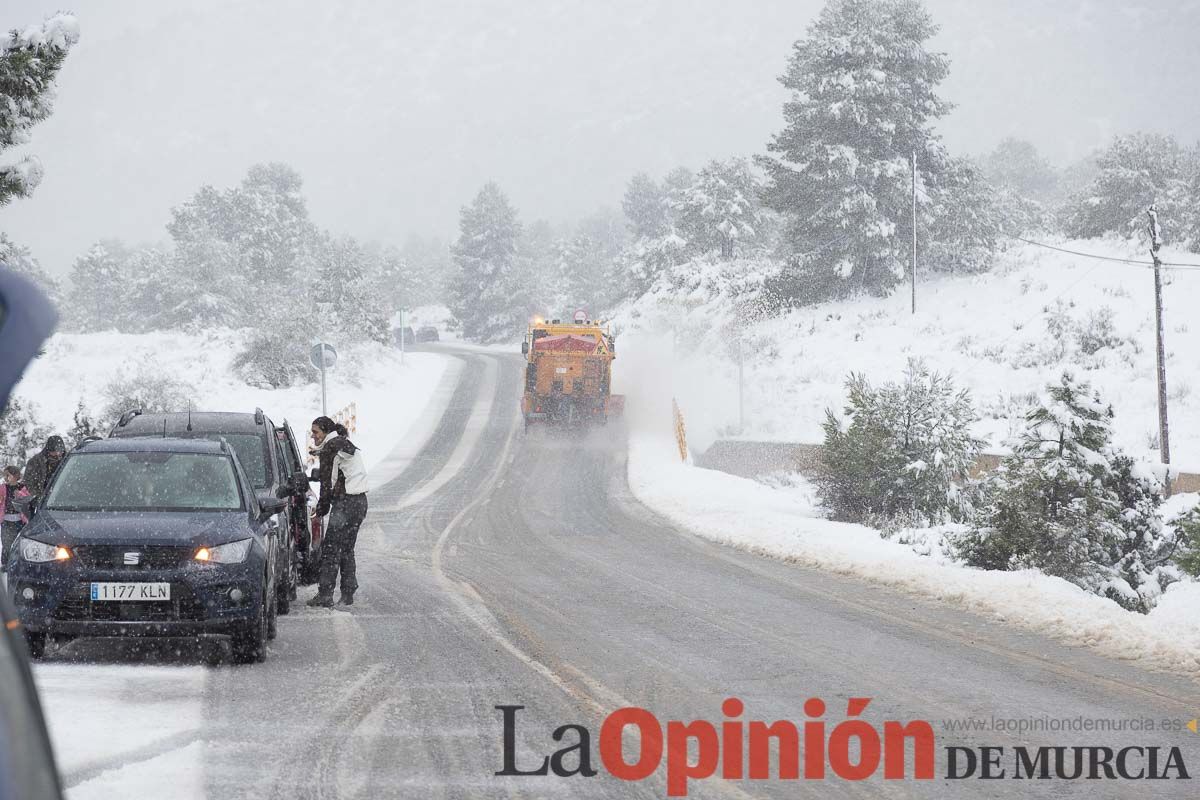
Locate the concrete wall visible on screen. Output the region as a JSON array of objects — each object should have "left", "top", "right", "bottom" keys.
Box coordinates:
[{"left": 696, "top": 440, "right": 1200, "bottom": 495}]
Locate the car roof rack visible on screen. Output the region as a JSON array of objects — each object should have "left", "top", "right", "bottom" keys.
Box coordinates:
[{"left": 116, "top": 408, "right": 142, "bottom": 428}]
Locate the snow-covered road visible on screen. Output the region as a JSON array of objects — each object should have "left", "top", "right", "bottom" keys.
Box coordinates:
[{"left": 30, "top": 345, "right": 1200, "bottom": 798}]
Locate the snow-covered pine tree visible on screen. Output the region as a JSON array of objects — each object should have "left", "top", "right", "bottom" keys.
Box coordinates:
[
  {"left": 167, "top": 163, "right": 319, "bottom": 328},
  {"left": 398, "top": 235, "right": 453, "bottom": 307},
  {"left": 759, "top": 0, "right": 953, "bottom": 301},
  {"left": 310, "top": 235, "right": 391, "bottom": 345},
  {"left": 817, "top": 360, "right": 982, "bottom": 524},
  {"left": 923, "top": 156, "right": 1003, "bottom": 275},
  {"left": 1183, "top": 169, "right": 1200, "bottom": 253},
  {"left": 956, "top": 372, "right": 1174, "bottom": 610},
  {"left": 67, "top": 400, "right": 98, "bottom": 446},
  {"left": 449, "top": 183, "right": 531, "bottom": 343},
  {"left": 674, "top": 158, "right": 764, "bottom": 260},
  {"left": 66, "top": 241, "right": 135, "bottom": 332},
  {"left": 1063, "top": 133, "right": 1196, "bottom": 240},
  {"left": 0, "top": 12, "right": 79, "bottom": 206},
  {"left": 622, "top": 173, "right": 669, "bottom": 241}
]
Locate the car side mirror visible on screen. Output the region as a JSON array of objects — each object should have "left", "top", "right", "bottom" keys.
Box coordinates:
[
  {"left": 521, "top": 341, "right": 529, "bottom": 355},
  {"left": 308, "top": 468, "right": 320, "bottom": 483},
  {"left": 13, "top": 495, "right": 36, "bottom": 517},
  {"left": 257, "top": 496, "right": 288, "bottom": 521},
  {"left": 292, "top": 472, "right": 309, "bottom": 494}
]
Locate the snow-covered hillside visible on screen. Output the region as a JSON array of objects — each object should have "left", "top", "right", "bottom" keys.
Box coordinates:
[
  {"left": 13, "top": 329, "right": 447, "bottom": 473},
  {"left": 618, "top": 237, "right": 1200, "bottom": 467}
]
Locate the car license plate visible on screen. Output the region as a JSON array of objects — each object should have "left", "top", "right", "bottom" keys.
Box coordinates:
[{"left": 90, "top": 582, "right": 171, "bottom": 602}]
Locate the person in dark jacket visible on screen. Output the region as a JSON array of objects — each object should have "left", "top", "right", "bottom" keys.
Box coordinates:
[
  {"left": 23, "top": 435, "right": 66, "bottom": 498},
  {"left": 306, "top": 416, "right": 369, "bottom": 607},
  {"left": 1, "top": 465, "right": 30, "bottom": 569}
]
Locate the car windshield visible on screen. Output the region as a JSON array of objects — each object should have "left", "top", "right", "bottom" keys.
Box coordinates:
[{"left": 44, "top": 452, "right": 243, "bottom": 512}]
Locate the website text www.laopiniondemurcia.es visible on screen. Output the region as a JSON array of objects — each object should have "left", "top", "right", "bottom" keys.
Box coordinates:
[{"left": 495, "top": 698, "right": 1192, "bottom": 796}]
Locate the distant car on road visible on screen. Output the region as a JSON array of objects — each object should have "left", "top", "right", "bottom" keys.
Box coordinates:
[
  {"left": 394, "top": 326, "right": 415, "bottom": 347},
  {"left": 109, "top": 409, "right": 321, "bottom": 611},
  {"left": 416, "top": 325, "right": 440, "bottom": 343},
  {"left": 10, "top": 437, "right": 285, "bottom": 665}
]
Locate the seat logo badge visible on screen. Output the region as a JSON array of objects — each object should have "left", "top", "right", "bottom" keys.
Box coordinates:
[{"left": 124, "top": 552, "right": 141, "bottom": 566}]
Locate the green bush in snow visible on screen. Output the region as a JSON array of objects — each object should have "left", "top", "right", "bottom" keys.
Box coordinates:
[
  {"left": 954, "top": 372, "right": 1178, "bottom": 612},
  {"left": 817, "top": 360, "right": 983, "bottom": 525}
]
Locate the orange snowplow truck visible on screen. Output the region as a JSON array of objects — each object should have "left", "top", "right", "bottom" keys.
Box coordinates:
[{"left": 520, "top": 317, "right": 624, "bottom": 430}]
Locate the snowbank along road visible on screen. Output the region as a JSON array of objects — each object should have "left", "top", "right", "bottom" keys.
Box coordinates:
[{"left": 53, "top": 346, "right": 1200, "bottom": 798}]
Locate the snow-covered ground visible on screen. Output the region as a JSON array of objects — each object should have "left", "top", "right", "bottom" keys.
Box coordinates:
[
  {"left": 14, "top": 328, "right": 452, "bottom": 798},
  {"left": 15, "top": 329, "right": 447, "bottom": 474},
  {"left": 619, "top": 237, "right": 1200, "bottom": 466},
  {"left": 617, "top": 237, "right": 1200, "bottom": 678}
]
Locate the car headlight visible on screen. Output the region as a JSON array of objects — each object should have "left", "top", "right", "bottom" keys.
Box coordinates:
[
  {"left": 194, "top": 539, "right": 252, "bottom": 564},
  {"left": 21, "top": 540, "right": 71, "bottom": 563}
]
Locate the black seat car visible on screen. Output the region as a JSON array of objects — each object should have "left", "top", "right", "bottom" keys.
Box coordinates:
[
  {"left": 109, "top": 409, "right": 322, "bottom": 614},
  {"left": 9, "top": 437, "right": 285, "bottom": 664},
  {"left": 416, "top": 325, "right": 440, "bottom": 343}
]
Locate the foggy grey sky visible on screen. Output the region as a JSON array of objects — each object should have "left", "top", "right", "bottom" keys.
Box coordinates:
[{"left": 4, "top": 0, "right": 1200, "bottom": 275}]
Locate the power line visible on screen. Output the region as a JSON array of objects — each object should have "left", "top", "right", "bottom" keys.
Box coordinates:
[{"left": 997, "top": 231, "right": 1200, "bottom": 270}]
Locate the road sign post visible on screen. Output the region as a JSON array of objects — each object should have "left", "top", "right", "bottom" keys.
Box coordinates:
[{"left": 310, "top": 342, "right": 338, "bottom": 416}]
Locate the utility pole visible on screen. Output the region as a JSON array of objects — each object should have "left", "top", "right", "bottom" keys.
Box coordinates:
[
  {"left": 399, "top": 308, "right": 406, "bottom": 365},
  {"left": 1148, "top": 205, "right": 1171, "bottom": 475},
  {"left": 911, "top": 149, "right": 917, "bottom": 315}
]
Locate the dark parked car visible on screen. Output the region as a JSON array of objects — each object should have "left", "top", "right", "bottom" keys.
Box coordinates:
[
  {"left": 109, "top": 409, "right": 322, "bottom": 614},
  {"left": 10, "top": 437, "right": 284, "bottom": 664},
  {"left": 0, "top": 267, "right": 65, "bottom": 798},
  {"left": 393, "top": 325, "right": 415, "bottom": 347},
  {"left": 416, "top": 325, "right": 440, "bottom": 343}
]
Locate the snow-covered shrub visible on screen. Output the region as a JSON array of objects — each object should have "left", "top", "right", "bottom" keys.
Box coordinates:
[
  {"left": 954, "top": 372, "right": 1177, "bottom": 612},
  {"left": 232, "top": 329, "right": 317, "bottom": 390},
  {"left": 100, "top": 371, "right": 197, "bottom": 428},
  {"left": 816, "top": 360, "right": 983, "bottom": 524},
  {"left": 1075, "top": 307, "right": 1125, "bottom": 355},
  {"left": 0, "top": 397, "right": 52, "bottom": 464}
]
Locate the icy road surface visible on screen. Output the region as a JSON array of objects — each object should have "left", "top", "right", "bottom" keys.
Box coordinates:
[{"left": 36, "top": 347, "right": 1200, "bottom": 798}]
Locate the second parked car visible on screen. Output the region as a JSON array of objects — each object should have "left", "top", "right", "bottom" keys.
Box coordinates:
[{"left": 109, "top": 409, "right": 322, "bottom": 614}]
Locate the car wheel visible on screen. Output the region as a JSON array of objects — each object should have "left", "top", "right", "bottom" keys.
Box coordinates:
[
  {"left": 231, "top": 590, "right": 267, "bottom": 664},
  {"left": 200, "top": 639, "right": 226, "bottom": 667},
  {"left": 24, "top": 631, "right": 46, "bottom": 660}
]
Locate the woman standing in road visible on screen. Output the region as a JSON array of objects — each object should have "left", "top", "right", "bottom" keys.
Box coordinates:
[{"left": 306, "top": 416, "right": 369, "bottom": 607}]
